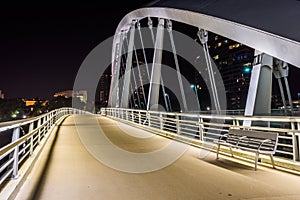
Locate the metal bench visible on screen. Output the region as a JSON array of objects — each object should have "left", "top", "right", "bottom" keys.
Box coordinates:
[{"left": 216, "top": 128, "right": 279, "bottom": 170}]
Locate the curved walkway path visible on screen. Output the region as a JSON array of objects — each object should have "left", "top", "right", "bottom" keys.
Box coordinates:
[{"left": 15, "top": 115, "right": 300, "bottom": 200}]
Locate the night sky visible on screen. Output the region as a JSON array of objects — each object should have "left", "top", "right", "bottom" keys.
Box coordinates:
[
  {"left": 0, "top": 1, "right": 152, "bottom": 100},
  {"left": 1, "top": 1, "right": 300, "bottom": 100}
]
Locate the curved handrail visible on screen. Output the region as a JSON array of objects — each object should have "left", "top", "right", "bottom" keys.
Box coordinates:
[{"left": 0, "top": 107, "right": 89, "bottom": 193}]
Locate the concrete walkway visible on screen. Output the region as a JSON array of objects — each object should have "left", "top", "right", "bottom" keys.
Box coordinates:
[{"left": 15, "top": 115, "right": 300, "bottom": 200}]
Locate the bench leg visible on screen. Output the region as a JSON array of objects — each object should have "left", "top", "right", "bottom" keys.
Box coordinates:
[
  {"left": 270, "top": 154, "right": 275, "bottom": 169},
  {"left": 216, "top": 144, "right": 220, "bottom": 159},
  {"left": 229, "top": 147, "right": 234, "bottom": 157},
  {"left": 255, "top": 152, "right": 259, "bottom": 171}
]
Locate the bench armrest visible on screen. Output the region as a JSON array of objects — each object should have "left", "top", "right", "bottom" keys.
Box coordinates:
[
  {"left": 235, "top": 136, "right": 247, "bottom": 147},
  {"left": 258, "top": 139, "right": 272, "bottom": 151},
  {"left": 218, "top": 133, "right": 229, "bottom": 142}
]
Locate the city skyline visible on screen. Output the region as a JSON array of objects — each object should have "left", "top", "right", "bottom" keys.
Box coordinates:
[{"left": 1, "top": 1, "right": 300, "bottom": 104}]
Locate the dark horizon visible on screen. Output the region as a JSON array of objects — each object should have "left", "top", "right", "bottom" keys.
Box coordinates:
[
  {"left": 1, "top": 1, "right": 300, "bottom": 101},
  {"left": 0, "top": 1, "right": 152, "bottom": 100}
]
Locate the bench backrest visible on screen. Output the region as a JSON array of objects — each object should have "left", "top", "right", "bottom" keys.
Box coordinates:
[
  {"left": 226, "top": 128, "right": 278, "bottom": 152},
  {"left": 228, "top": 128, "right": 278, "bottom": 141}
]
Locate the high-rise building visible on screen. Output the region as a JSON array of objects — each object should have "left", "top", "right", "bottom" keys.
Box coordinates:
[
  {"left": 99, "top": 70, "right": 111, "bottom": 107},
  {"left": 195, "top": 32, "right": 254, "bottom": 110}
]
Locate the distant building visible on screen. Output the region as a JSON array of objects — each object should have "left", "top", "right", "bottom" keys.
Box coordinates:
[
  {"left": 0, "top": 90, "right": 5, "bottom": 99},
  {"left": 25, "top": 100, "right": 36, "bottom": 107},
  {"left": 54, "top": 90, "right": 73, "bottom": 98},
  {"left": 54, "top": 90, "right": 87, "bottom": 103},
  {"left": 25, "top": 99, "right": 48, "bottom": 107},
  {"left": 99, "top": 70, "right": 111, "bottom": 107}
]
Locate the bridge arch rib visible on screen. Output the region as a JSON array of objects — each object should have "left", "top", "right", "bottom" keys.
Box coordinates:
[{"left": 114, "top": 7, "right": 300, "bottom": 68}]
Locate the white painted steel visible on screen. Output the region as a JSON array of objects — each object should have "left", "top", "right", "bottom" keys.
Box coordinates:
[
  {"left": 102, "top": 108, "right": 300, "bottom": 164},
  {"left": 0, "top": 108, "right": 89, "bottom": 188},
  {"left": 113, "top": 7, "right": 300, "bottom": 68}
]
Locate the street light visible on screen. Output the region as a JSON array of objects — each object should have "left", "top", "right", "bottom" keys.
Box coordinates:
[{"left": 190, "top": 84, "right": 201, "bottom": 111}]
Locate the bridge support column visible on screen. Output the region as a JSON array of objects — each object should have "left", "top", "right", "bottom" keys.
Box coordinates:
[
  {"left": 244, "top": 52, "right": 273, "bottom": 126},
  {"left": 147, "top": 18, "right": 165, "bottom": 111},
  {"left": 273, "top": 59, "right": 293, "bottom": 113},
  {"left": 109, "top": 31, "right": 124, "bottom": 107},
  {"left": 121, "top": 20, "right": 136, "bottom": 108}
]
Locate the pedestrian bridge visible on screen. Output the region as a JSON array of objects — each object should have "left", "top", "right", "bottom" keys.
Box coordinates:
[
  {"left": 2, "top": 0, "right": 300, "bottom": 199},
  {"left": 1, "top": 109, "right": 300, "bottom": 199}
]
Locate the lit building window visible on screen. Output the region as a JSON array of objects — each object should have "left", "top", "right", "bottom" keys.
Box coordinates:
[
  {"left": 228, "top": 43, "right": 241, "bottom": 50},
  {"left": 213, "top": 55, "right": 219, "bottom": 60}
]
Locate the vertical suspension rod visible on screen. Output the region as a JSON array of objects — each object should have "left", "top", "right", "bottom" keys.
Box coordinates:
[
  {"left": 148, "top": 17, "right": 169, "bottom": 111},
  {"left": 147, "top": 18, "right": 168, "bottom": 111},
  {"left": 109, "top": 32, "right": 124, "bottom": 107},
  {"left": 198, "top": 29, "right": 221, "bottom": 113},
  {"left": 121, "top": 20, "right": 137, "bottom": 108},
  {"left": 125, "top": 36, "right": 142, "bottom": 109},
  {"left": 166, "top": 20, "right": 188, "bottom": 112}
]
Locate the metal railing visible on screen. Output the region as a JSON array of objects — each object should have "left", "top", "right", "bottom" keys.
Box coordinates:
[
  {"left": 102, "top": 108, "right": 300, "bottom": 164},
  {"left": 0, "top": 107, "right": 88, "bottom": 188}
]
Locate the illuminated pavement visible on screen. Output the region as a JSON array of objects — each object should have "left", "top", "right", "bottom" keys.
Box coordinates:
[{"left": 15, "top": 115, "right": 300, "bottom": 200}]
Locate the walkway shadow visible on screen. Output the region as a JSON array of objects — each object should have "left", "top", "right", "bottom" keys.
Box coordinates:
[
  {"left": 29, "top": 116, "right": 69, "bottom": 200},
  {"left": 196, "top": 152, "right": 265, "bottom": 175}
]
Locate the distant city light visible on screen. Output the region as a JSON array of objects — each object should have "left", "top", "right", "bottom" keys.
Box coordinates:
[
  {"left": 206, "top": 106, "right": 210, "bottom": 111},
  {"left": 243, "top": 67, "right": 251, "bottom": 73},
  {"left": 190, "top": 84, "right": 195, "bottom": 89}
]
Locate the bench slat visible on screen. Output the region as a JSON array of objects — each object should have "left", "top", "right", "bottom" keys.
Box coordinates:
[{"left": 228, "top": 129, "right": 278, "bottom": 141}]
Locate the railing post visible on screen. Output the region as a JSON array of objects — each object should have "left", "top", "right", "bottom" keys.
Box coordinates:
[
  {"left": 233, "top": 118, "right": 240, "bottom": 126},
  {"left": 11, "top": 127, "right": 20, "bottom": 178},
  {"left": 37, "top": 118, "right": 41, "bottom": 145},
  {"left": 160, "top": 113, "right": 163, "bottom": 130},
  {"left": 46, "top": 114, "right": 50, "bottom": 131},
  {"left": 291, "top": 122, "right": 298, "bottom": 162},
  {"left": 297, "top": 122, "right": 300, "bottom": 161},
  {"left": 199, "top": 117, "right": 204, "bottom": 141},
  {"left": 176, "top": 114, "right": 180, "bottom": 134},
  {"left": 139, "top": 111, "right": 141, "bottom": 125},
  {"left": 132, "top": 110, "right": 134, "bottom": 123},
  {"left": 44, "top": 116, "right": 47, "bottom": 133},
  {"left": 29, "top": 122, "right": 34, "bottom": 156},
  {"left": 148, "top": 112, "right": 151, "bottom": 127}
]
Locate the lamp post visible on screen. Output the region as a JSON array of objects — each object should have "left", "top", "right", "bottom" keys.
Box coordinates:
[{"left": 190, "top": 84, "right": 201, "bottom": 112}]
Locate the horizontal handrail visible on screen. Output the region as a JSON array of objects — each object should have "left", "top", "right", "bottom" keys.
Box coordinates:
[
  {"left": 0, "top": 107, "right": 89, "bottom": 194},
  {"left": 102, "top": 107, "right": 300, "bottom": 164}
]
